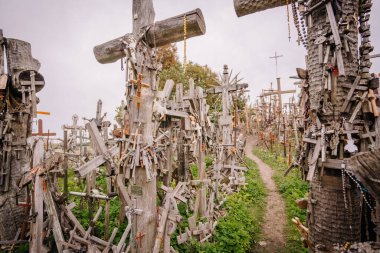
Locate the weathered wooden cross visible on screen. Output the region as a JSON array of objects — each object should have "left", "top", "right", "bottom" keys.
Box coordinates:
[
  {"left": 261, "top": 78, "right": 296, "bottom": 115},
  {"left": 31, "top": 119, "right": 56, "bottom": 137},
  {"left": 93, "top": 1, "right": 206, "bottom": 251}
]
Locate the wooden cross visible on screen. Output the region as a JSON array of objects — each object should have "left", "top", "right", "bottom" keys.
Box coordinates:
[
  {"left": 75, "top": 120, "right": 118, "bottom": 177},
  {"left": 261, "top": 78, "right": 296, "bottom": 115},
  {"left": 93, "top": 2, "right": 206, "bottom": 251},
  {"left": 206, "top": 65, "right": 248, "bottom": 144},
  {"left": 130, "top": 73, "right": 150, "bottom": 110},
  {"left": 135, "top": 232, "right": 145, "bottom": 248},
  {"left": 270, "top": 52, "right": 283, "bottom": 78},
  {"left": 32, "top": 119, "right": 56, "bottom": 137},
  {"left": 63, "top": 114, "right": 81, "bottom": 148}
]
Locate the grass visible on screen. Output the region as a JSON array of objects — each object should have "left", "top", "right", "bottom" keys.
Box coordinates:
[
  {"left": 253, "top": 148, "right": 309, "bottom": 253},
  {"left": 12, "top": 156, "right": 267, "bottom": 253},
  {"left": 173, "top": 158, "right": 267, "bottom": 253}
]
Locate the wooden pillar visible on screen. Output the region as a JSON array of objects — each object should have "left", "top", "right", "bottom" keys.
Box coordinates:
[{"left": 63, "top": 130, "right": 68, "bottom": 195}]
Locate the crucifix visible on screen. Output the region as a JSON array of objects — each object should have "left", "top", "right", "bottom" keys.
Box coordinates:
[
  {"left": 270, "top": 51, "right": 283, "bottom": 78},
  {"left": 206, "top": 65, "right": 248, "bottom": 146},
  {"left": 93, "top": 2, "right": 206, "bottom": 252},
  {"left": 206, "top": 65, "right": 248, "bottom": 196}
]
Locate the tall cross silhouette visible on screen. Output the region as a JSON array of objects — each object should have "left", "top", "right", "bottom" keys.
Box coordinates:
[{"left": 269, "top": 51, "right": 283, "bottom": 78}]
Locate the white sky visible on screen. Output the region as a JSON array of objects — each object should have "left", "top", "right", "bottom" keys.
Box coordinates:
[{"left": 1, "top": 0, "right": 379, "bottom": 136}]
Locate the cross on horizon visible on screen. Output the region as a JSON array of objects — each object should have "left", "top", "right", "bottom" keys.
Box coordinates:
[{"left": 269, "top": 52, "right": 283, "bottom": 78}]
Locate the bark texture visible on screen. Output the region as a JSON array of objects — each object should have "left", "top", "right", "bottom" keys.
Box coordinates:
[{"left": 234, "top": 0, "right": 287, "bottom": 17}]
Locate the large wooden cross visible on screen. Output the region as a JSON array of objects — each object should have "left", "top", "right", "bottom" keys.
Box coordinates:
[
  {"left": 206, "top": 65, "right": 248, "bottom": 145},
  {"left": 93, "top": 2, "right": 206, "bottom": 252},
  {"left": 261, "top": 78, "right": 296, "bottom": 115}
]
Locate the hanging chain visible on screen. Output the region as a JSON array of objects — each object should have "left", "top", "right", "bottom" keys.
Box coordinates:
[
  {"left": 341, "top": 163, "right": 348, "bottom": 209},
  {"left": 292, "top": 1, "right": 307, "bottom": 48},
  {"left": 286, "top": 0, "right": 291, "bottom": 42},
  {"left": 341, "top": 162, "right": 374, "bottom": 211},
  {"left": 183, "top": 15, "right": 187, "bottom": 73}
]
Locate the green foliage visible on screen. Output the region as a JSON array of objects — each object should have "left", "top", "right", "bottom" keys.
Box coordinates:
[
  {"left": 59, "top": 167, "right": 128, "bottom": 244},
  {"left": 173, "top": 158, "right": 267, "bottom": 253},
  {"left": 253, "top": 148, "right": 309, "bottom": 253}
]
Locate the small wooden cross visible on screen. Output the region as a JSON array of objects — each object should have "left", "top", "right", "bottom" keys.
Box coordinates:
[
  {"left": 129, "top": 73, "right": 150, "bottom": 110},
  {"left": 135, "top": 231, "right": 145, "bottom": 248},
  {"left": 32, "top": 119, "right": 56, "bottom": 137}
]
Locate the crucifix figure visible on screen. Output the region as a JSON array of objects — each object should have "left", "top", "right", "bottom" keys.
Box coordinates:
[{"left": 93, "top": 2, "right": 206, "bottom": 252}]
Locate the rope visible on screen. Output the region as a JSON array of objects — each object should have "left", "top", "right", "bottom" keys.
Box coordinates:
[{"left": 183, "top": 15, "right": 187, "bottom": 73}]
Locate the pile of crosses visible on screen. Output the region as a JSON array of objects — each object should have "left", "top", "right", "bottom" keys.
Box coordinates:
[
  {"left": 234, "top": 0, "right": 380, "bottom": 250},
  {"left": 0, "top": 1, "right": 251, "bottom": 252},
  {"left": 251, "top": 77, "right": 300, "bottom": 165}
]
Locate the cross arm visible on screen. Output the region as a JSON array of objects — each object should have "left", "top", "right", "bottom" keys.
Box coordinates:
[
  {"left": 145, "top": 8, "right": 205, "bottom": 48},
  {"left": 206, "top": 83, "right": 248, "bottom": 94},
  {"left": 93, "top": 8, "right": 206, "bottom": 64},
  {"left": 234, "top": 0, "right": 288, "bottom": 17},
  {"left": 262, "top": 89, "right": 296, "bottom": 96}
]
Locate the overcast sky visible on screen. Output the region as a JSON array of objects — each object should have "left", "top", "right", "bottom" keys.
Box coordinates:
[{"left": 1, "top": 0, "right": 379, "bottom": 135}]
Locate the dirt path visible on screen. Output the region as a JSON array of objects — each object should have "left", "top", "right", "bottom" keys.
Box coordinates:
[{"left": 245, "top": 137, "right": 286, "bottom": 252}]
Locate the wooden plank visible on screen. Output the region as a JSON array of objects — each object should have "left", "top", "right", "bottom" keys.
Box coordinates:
[
  {"left": 43, "top": 187, "right": 64, "bottom": 253},
  {"left": 340, "top": 76, "right": 361, "bottom": 112},
  {"left": 326, "top": 2, "right": 345, "bottom": 76},
  {"left": 317, "top": 158, "right": 347, "bottom": 169},
  {"left": 63, "top": 204, "right": 86, "bottom": 237},
  {"left": 165, "top": 110, "right": 189, "bottom": 118},
  {"left": 76, "top": 145, "right": 118, "bottom": 177},
  {"left": 30, "top": 175, "right": 43, "bottom": 253},
  {"left": 116, "top": 222, "right": 132, "bottom": 253},
  {"left": 19, "top": 153, "right": 64, "bottom": 187},
  {"left": 116, "top": 175, "right": 132, "bottom": 207},
  {"left": 206, "top": 83, "right": 248, "bottom": 94},
  {"left": 307, "top": 138, "right": 322, "bottom": 181},
  {"left": 262, "top": 89, "right": 296, "bottom": 96},
  {"left": 0, "top": 30, "right": 4, "bottom": 75},
  {"left": 86, "top": 120, "right": 108, "bottom": 155}
]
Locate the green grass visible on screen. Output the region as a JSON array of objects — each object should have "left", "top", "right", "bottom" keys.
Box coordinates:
[
  {"left": 23, "top": 156, "right": 266, "bottom": 253},
  {"left": 59, "top": 167, "right": 128, "bottom": 243},
  {"left": 253, "top": 148, "right": 309, "bottom": 253},
  {"left": 173, "top": 158, "right": 267, "bottom": 253}
]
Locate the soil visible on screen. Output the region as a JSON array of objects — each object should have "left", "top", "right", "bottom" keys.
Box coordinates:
[{"left": 245, "top": 137, "right": 286, "bottom": 252}]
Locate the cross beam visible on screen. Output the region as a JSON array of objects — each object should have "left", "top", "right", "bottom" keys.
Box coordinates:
[
  {"left": 234, "top": 0, "right": 288, "bottom": 17},
  {"left": 94, "top": 8, "right": 206, "bottom": 64},
  {"left": 32, "top": 119, "right": 56, "bottom": 137},
  {"left": 261, "top": 78, "right": 296, "bottom": 113}
]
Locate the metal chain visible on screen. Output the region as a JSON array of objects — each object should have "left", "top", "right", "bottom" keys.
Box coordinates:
[{"left": 342, "top": 163, "right": 374, "bottom": 211}]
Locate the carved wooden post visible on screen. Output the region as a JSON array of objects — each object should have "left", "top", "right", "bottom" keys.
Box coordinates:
[
  {"left": 0, "top": 33, "right": 45, "bottom": 240},
  {"left": 93, "top": 2, "right": 206, "bottom": 252}
]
